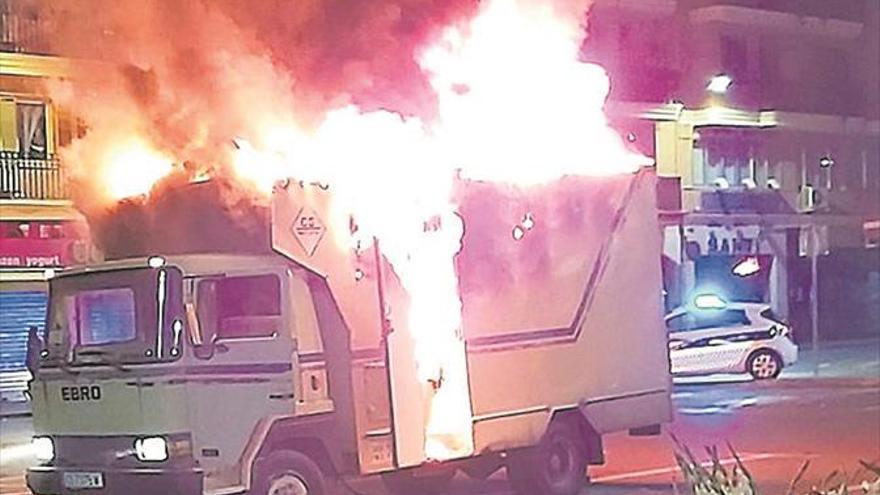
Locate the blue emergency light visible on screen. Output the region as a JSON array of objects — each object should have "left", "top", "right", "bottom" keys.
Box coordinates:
[{"left": 693, "top": 293, "right": 727, "bottom": 310}]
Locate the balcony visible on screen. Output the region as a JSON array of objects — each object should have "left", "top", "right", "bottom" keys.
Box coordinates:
[
  {"left": 0, "top": 155, "right": 68, "bottom": 200},
  {"left": 681, "top": 0, "right": 867, "bottom": 23},
  {"left": 0, "top": 0, "right": 51, "bottom": 55}
]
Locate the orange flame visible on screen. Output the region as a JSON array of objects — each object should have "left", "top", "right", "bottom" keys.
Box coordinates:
[
  {"left": 57, "top": 0, "right": 650, "bottom": 462},
  {"left": 101, "top": 138, "right": 174, "bottom": 200},
  {"left": 226, "top": 0, "right": 650, "bottom": 461},
  {"left": 423, "top": 0, "right": 652, "bottom": 183}
]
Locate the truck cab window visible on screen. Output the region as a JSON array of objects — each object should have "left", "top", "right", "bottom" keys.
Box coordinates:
[
  {"left": 199, "top": 274, "right": 281, "bottom": 340},
  {"left": 66, "top": 288, "right": 137, "bottom": 346}
]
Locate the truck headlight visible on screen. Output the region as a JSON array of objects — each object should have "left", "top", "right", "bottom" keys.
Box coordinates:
[
  {"left": 134, "top": 436, "right": 168, "bottom": 462},
  {"left": 32, "top": 436, "right": 54, "bottom": 462}
]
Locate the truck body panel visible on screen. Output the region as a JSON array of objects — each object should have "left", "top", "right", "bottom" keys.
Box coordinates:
[
  {"left": 458, "top": 172, "right": 672, "bottom": 447},
  {"left": 271, "top": 169, "right": 672, "bottom": 468}
]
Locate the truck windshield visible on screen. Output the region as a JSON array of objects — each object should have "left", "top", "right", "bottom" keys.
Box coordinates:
[
  {"left": 65, "top": 288, "right": 137, "bottom": 346},
  {"left": 42, "top": 266, "right": 184, "bottom": 367}
]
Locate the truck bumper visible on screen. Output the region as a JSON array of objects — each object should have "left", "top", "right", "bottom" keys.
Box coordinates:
[{"left": 26, "top": 465, "right": 203, "bottom": 495}]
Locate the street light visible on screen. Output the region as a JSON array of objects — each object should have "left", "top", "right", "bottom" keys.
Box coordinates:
[{"left": 707, "top": 74, "right": 733, "bottom": 94}]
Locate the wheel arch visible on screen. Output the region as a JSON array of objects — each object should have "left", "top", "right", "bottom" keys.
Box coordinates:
[
  {"left": 251, "top": 449, "right": 327, "bottom": 495},
  {"left": 258, "top": 434, "right": 337, "bottom": 478},
  {"left": 258, "top": 414, "right": 350, "bottom": 474},
  {"left": 243, "top": 413, "right": 355, "bottom": 491}
]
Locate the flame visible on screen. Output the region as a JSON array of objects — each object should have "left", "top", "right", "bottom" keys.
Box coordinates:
[
  {"left": 57, "top": 0, "right": 651, "bottom": 463},
  {"left": 227, "top": 0, "right": 651, "bottom": 462},
  {"left": 101, "top": 138, "right": 174, "bottom": 200},
  {"left": 423, "top": 0, "right": 652, "bottom": 184},
  {"left": 231, "top": 108, "right": 473, "bottom": 459}
]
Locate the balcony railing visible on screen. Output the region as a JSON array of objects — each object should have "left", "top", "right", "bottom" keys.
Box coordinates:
[
  {"left": 0, "top": 0, "right": 51, "bottom": 55},
  {"left": 0, "top": 155, "right": 68, "bottom": 200}
]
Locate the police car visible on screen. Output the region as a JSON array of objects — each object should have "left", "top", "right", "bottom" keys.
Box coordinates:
[{"left": 665, "top": 295, "right": 798, "bottom": 379}]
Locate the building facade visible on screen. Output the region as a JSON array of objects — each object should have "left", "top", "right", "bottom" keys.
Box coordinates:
[
  {"left": 0, "top": 0, "right": 92, "bottom": 400},
  {"left": 593, "top": 0, "right": 880, "bottom": 343}
]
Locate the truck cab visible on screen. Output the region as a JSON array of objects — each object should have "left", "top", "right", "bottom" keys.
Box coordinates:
[{"left": 26, "top": 253, "right": 355, "bottom": 495}]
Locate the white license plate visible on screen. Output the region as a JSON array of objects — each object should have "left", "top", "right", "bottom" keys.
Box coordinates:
[{"left": 62, "top": 472, "right": 104, "bottom": 489}]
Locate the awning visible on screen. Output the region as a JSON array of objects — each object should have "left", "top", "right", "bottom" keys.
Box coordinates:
[{"left": 0, "top": 200, "right": 83, "bottom": 221}]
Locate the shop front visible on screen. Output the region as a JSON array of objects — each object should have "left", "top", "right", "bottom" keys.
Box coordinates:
[{"left": 0, "top": 219, "right": 91, "bottom": 401}]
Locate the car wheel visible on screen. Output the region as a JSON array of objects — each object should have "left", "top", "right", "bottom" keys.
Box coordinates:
[
  {"left": 747, "top": 349, "right": 783, "bottom": 380},
  {"left": 506, "top": 419, "right": 588, "bottom": 495},
  {"left": 252, "top": 450, "right": 326, "bottom": 495}
]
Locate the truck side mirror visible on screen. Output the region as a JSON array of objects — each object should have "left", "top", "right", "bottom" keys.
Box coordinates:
[
  {"left": 193, "top": 280, "right": 219, "bottom": 359},
  {"left": 25, "top": 325, "right": 43, "bottom": 377}
]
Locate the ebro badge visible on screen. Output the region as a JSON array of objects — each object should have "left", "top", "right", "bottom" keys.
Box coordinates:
[
  {"left": 61, "top": 385, "right": 102, "bottom": 401},
  {"left": 292, "top": 207, "right": 326, "bottom": 256}
]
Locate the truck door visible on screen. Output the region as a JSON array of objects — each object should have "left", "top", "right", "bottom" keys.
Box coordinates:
[{"left": 187, "top": 271, "right": 296, "bottom": 487}]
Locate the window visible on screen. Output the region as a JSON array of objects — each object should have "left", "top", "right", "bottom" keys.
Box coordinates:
[
  {"left": 667, "top": 309, "right": 750, "bottom": 332},
  {"left": 200, "top": 274, "right": 281, "bottom": 340},
  {"left": 17, "top": 102, "right": 47, "bottom": 159},
  {"left": 0, "top": 97, "right": 48, "bottom": 158},
  {"left": 759, "top": 308, "right": 784, "bottom": 324},
  {"left": 721, "top": 330, "right": 774, "bottom": 344},
  {"left": 693, "top": 309, "right": 750, "bottom": 330},
  {"left": 66, "top": 288, "right": 137, "bottom": 346}
]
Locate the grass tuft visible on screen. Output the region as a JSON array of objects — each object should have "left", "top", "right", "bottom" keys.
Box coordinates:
[{"left": 672, "top": 438, "right": 880, "bottom": 495}]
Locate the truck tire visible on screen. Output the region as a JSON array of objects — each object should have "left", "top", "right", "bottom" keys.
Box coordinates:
[
  {"left": 507, "top": 419, "right": 588, "bottom": 495},
  {"left": 252, "top": 450, "right": 326, "bottom": 495},
  {"left": 382, "top": 467, "right": 454, "bottom": 495}
]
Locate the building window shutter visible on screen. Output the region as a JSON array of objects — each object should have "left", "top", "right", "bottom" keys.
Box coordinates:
[{"left": 0, "top": 97, "right": 18, "bottom": 152}]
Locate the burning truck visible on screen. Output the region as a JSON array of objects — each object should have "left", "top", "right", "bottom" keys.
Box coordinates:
[
  {"left": 25, "top": 167, "right": 671, "bottom": 495},
  {"left": 24, "top": 1, "right": 673, "bottom": 494}
]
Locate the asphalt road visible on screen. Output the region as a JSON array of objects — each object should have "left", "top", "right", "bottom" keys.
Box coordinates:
[{"left": 2, "top": 340, "right": 878, "bottom": 495}]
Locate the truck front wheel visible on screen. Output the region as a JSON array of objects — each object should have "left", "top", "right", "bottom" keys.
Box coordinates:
[
  {"left": 252, "top": 450, "right": 326, "bottom": 495},
  {"left": 507, "top": 419, "right": 588, "bottom": 495}
]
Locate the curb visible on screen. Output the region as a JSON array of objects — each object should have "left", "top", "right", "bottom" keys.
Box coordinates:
[
  {"left": 0, "top": 411, "right": 32, "bottom": 419},
  {"left": 774, "top": 376, "right": 880, "bottom": 389}
]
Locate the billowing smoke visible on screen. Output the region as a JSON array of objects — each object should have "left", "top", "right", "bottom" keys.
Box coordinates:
[
  {"left": 90, "top": 175, "right": 270, "bottom": 260},
  {"left": 39, "top": 0, "right": 477, "bottom": 257}
]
